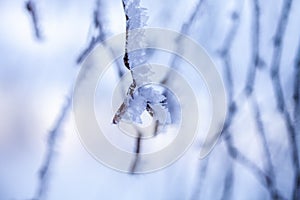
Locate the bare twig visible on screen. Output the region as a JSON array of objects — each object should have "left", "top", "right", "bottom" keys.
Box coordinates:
[
  {"left": 218, "top": 10, "right": 240, "bottom": 135},
  {"left": 76, "top": 0, "right": 106, "bottom": 64},
  {"left": 129, "top": 132, "right": 142, "bottom": 173},
  {"left": 294, "top": 39, "right": 300, "bottom": 120},
  {"left": 220, "top": 158, "right": 234, "bottom": 200},
  {"left": 268, "top": 0, "right": 299, "bottom": 198},
  {"left": 161, "top": 0, "right": 205, "bottom": 84},
  {"left": 218, "top": 7, "right": 285, "bottom": 199},
  {"left": 243, "top": 0, "right": 278, "bottom": 195},
  {"left": 190, "top": 157, "right": 209, "bottom": 200},
  {"left": 216, "top": 10, "right": 240, "bottom": 200},
  {"left": 245, "top": 0, "right": 263, "bottom": 95},
  {"left": 25, "top": 0, "right": 42, "bottom": 40},
  {"left": 32, "top": 92, "right": 72, "bottom": 200},
  {"left": 223, "top": 134, "right": 284, "bottom": 199},
  {"left": 294, "top": 39, "right": 300, "bottom": 121},
  {"left": 292, "top": 37, "right": 300, "bottom": 200}
]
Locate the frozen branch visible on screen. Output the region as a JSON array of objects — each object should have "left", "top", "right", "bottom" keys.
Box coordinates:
[
  {"left": 112, "top": 0, "right": 149, "bottom": 125},
  {"left": 25, "top": 0, "right": 42, "bottom": 40}
]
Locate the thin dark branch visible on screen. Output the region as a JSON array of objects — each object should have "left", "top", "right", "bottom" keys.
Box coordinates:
[
  {"left": 268, "top": 0, "right": 299, "bottom": 198},
  {"left": 76, "top": 0, "right": 105, "bottom": 64},
  {"left": 223, "top": 134, "right": 284, "bottom": 199},
  {"left": 218, "top": 10, "right": 240, "bottom": 134},
  {"left": 218, "top": 7, "right": 285, "bottom": 199},
  {"left": 245, "top": 0, "right": 263, "bottom": 95},
  {"left": 251, "top": 96, "right": 276, "bottom": 178},
  {"left": 129, "top": 132, "right": 142, "bottom": 173},
  {"left": 220, "top": 159, "right": 234, "bottom": 200},
  {"left": 25, "top": 0, "right": 42, "bottom": 40},
  {"left": 32, "top": 93, "right": 72, "bottom": 200},
  {"left": 161, "top": 0, "right": 205, "bottom": 84},
  {"left": 243, "top": 0, "right": 278, "bottom": 195},
  {"left": 294, "top": 39, "right": 300, "bottom": 119},
  {"left": 270, "top": 0, "right": 293, "bottom": 112},
  {"left": 293, "top": 38, "right": 300, "bottom": 197},
  {"left": 190, "top": 157, "right": 209, "bottom": 200},
  {"left": 77, "top": 0, "right": 124, "bottom": 81}
]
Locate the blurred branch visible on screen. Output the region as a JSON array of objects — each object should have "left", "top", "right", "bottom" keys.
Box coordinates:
[
  {"left": 32, "top": 92, "right": 72, "bottom": 200},
  {"left": 161, "top": 0, "right": 205, "bottom": 84},
  {"left": 76, "top": 0, "right": 106, "bottom": 64},
  {"left": 244, "top": 0, "right": 278, "bottom": 196},
  {"left": 270, "top": 0, "right": 293, "bottom": 112},
  {"left": 218, "top": 10, "right": 240, "bottom": 135},
  {"left": 244, "top": 0, "right": 264, "bottom": 95},
  {"left": 294, "top": 39, "right": 300, "bottom": 120},
  {"left": 129, "top": 132, "right": 142, "bottom": 173},
  {"left": 77, "top": 0, "right": 124, "bottom": 80},
  {"left": 25, "top": 0, "right": 42, "bottom": 40},
  {"left": 269, "top": 0, "right": 299, "bottom": 198},
  {"left": 217, "top": 9, "right": 240, "bottom": 200},
  {"left": 293, "top": 37, "right": 300, "bottom": 200},
  {"left": 251, "top": 96, "right": 276, "bottom": 180},
  {"left": 219, "top": 7, "right": 285, "bottom": 199},
  {"left": 190, "top": 157, "right": 209, "bottom": 200},
  {"left": 220, "top": 158, "right": 234, "bottom": 200},
  {"left": 223, "top": 134, "right": 284, "bottom": 199}
]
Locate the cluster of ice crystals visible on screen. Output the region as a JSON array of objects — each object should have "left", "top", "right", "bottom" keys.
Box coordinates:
[{"left": 122, "top": 86, "right": 171, "bottom": 125}]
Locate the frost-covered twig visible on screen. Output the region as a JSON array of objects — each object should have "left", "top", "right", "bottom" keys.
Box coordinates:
[
  {"left": 32, "top": 92, "right": 71, "bottom": 200},
  {"left": 25, "top": 0, "right": 42, "bottom": 40},
  {"left": 112, "top": 0, "right": 148, "bottom": 125}
]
